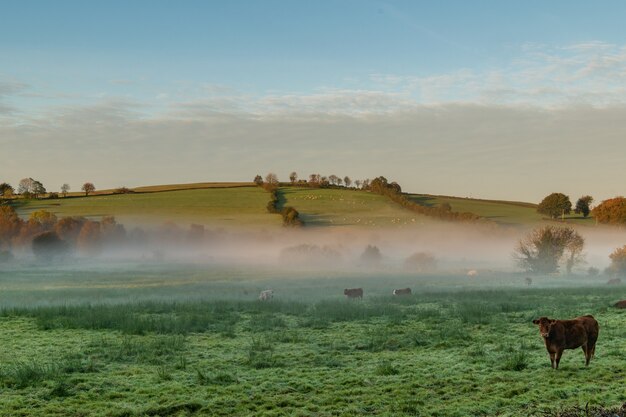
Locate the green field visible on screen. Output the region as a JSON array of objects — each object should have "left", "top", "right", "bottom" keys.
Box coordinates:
[
  {"left": 12, "top": 187, "right": 281, "bottom": 228},
  {"left": 0, "top": 263, "right": 624, "bottom": 416},
  {"left": 281, "top": 187, "right": 433, "bottom": 227},
  {"left": 408, "top": 194, "right": 596, "bottom": 227}
]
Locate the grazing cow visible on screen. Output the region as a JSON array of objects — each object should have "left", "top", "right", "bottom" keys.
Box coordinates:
[
  {"left": 467, "top": 270, "right": 478, "bottom": 277},
  {"left": 532, "top": 315, "right": 599, "bottom": 369},
  {"left": 344, "top": 288, "right": 363, "bottom": 299},
  {"left": 258, "top": 290, "right": 274, "bottom": 301},
  {"left": 393, "top": 288, "right": 412, "bottom": 296},
  {"left": 607, "top": 278, "right": 622, "bottom": 285},
  {"left": 614, "top": 300, "right": 626, "bottom": 309},
  {"left": 524, "top": 277, "right": 532, "bottom": 286}
]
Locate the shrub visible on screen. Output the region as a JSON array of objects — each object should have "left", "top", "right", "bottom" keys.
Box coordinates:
[
  {"left": 514, "top": 226, "right": 584, "bottom": 274},
  {"left": 360, "top": 245, "right": 382, "bottom": 265},
  {"left": 32, "top": 232, "right": 69, "bottom": 260},
  {"left": 404, "top": 252, "right": 437, "bottom": 272},
  {"left": 608, "top": 245, "right": 626, "bottom": 276}
]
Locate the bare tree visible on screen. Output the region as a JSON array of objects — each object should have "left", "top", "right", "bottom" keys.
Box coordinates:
[
  {"left": 344, "top": 176, "right": 352, "bottom": 187},
  {"left": 328, "top": 175, "right": 338, "bottom": 185},
  {"left": 265, "top": 173, "right": 278, "bottom": 185},
  {"left": 61, "top": 184, "right": 70, "bottom": 197},
  {"left": 17, "top": 178, "right": 34, "bottom": 195},
  {"left": 289, "top": 172, "right": 298, "bottom": 184},
  {"left": 354, "top": 179, "right": 362, "bottom": 189},
  {"left": 81, "top": 182, "right": 96, "bottom": 196}
]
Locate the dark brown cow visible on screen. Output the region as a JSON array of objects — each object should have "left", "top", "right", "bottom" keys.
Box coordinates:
[
  {"left": 524, "top": 277, "right": 532, "bottom": 286},
  {"left": 393, "top": 288, "right": 412, "bottom": 296},
  {"left": 607, "top": 278, "right": 622, "bottom": 285},
  {"left": 532, "top": 315, "right": 599, "bottom": 369},
  {"left": 614, "top": 300, "right": 626, "bottom": 309},
  {"left": 344, "top": 288, "right": 363, "bottom": 299}
]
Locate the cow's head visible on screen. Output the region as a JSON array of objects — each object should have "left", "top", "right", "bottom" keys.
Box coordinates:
[
  {"left": 532, "top": 317, "right": 556, "bottom": 338},
  {"left": 343, "top": 289, "right": 349, "bottom": 295}
]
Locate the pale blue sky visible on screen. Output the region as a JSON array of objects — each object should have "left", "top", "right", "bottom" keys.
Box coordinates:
[{"left": 2, "top": 1, "right": 626, "bottom": 201}]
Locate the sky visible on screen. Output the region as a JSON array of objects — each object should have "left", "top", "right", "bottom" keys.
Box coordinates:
[{"left": 1, "top": 0, "right": 626, "bottom": 202}]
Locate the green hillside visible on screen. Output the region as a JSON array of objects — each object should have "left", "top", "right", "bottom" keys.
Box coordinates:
[
  {"left": 408, "top": 194, "right": 595, "bottom": 227},
  {"left": 280, "top": 187, "right": 434, "bottom": 227},
  {"left": 13, "top": 187, "right": 281, "bottom": 227}
]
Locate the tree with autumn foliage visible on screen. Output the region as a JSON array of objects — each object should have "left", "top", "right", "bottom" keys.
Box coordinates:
[
  {"left": 592, "top": 197, "right": 626, "bottom": 225},
  {"left": 537, "top": 193, "right": 572, "bottom": 219}
]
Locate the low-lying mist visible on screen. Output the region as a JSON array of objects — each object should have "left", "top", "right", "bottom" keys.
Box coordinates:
[{"left": 5, "top": 218, "right": 626, "bottom": 276}]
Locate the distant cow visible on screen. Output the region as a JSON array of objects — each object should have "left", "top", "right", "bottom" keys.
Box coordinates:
[
  {"left": 393, "top": 288, "right": 412, "bottom": 296},
  {"left": 607, "top": 278, "right": 622, "bottom": 285},
  {"left": 467, "top": 270, "right": 478, "bottom": 277},
  {"left": 258, "top": 290, "right": 274, "bottom": 301},
  {"left": 532, "top": 315, "right": 599, "bottom": 369},
  {"left": 524, "top": 277, "right": 533, "bottom": 286},
  {"left": 344, "top": 288, "right": 363, "bottom": 299},
  {"left": 614, "top": 300, "right": 626, "bottom": 309}
]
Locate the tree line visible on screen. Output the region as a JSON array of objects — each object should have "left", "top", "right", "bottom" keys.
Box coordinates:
[
  {"left": 0, "top": 206, "right": 216, "bottom": 261},
  {"left": 259, "top": 174, "right": 303, "bottom": 227},
  {"left": 537, "top": 192, "right": 626, "bottom": 225},
  {"left": 0, "top": 179, "right": 97, "bottom": 200}
]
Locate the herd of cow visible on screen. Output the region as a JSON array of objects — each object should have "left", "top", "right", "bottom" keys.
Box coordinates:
[{"left": 257, "top": 288, "right": 623, "bottom": 370}]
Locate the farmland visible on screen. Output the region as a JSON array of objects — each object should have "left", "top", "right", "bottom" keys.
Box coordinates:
[
  {"left": 12, "top": 187, "right": 281, "bottom": 228},
  {"left": 0, "top": 263, "right": 624, "bottom": 416}
]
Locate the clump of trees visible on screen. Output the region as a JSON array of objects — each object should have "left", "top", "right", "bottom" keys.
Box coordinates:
[
  {"left": 17, "top": 178, "right": 46, "bottom": 199},
  {"left": 367, "top": 176, "right": 482, "bottom": 222},
  {"left": 404, "top": 252, "right": 437, "bottom": 273},
  {"left": 537, "top": 193, "right": 572, "bottom": 219},
  {"left": 360, "top": 245, "right": 382, "bottom": 265},
  {"left": 514, "top": 225, "right": 584, "bottom": 274},
  {"left": 592, "top": 197, "right": 626, "bottom": 225}
]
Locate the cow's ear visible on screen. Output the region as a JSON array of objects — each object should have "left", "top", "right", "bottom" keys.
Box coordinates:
[
  {"left": 550, "top": 319, "right": 557, "bottom": 324},
  {"left": 532, "top": 319, "right": 539, "bottom": 324}
]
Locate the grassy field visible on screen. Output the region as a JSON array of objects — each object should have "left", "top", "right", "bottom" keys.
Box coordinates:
[
  {"left": 408, "top": 194, "right": 596, "bottom": 227},
  {"left": 12, "top": 187, "right": 281, "bottom": 228},
  {"left": 280, "top": 187, "right": 433, "bottom": 227},
  {"left": 0, "top": 263, "right": 624, "bottom": 416}
]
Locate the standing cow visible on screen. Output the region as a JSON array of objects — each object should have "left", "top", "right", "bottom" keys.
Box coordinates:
[
  {"left": 258, "top": 290, "right": 274, "bottom": 301},
  {"left": 532, "top": 315, "right": 599, "bottom": 369},
  {"left": 344, "top": 288, "right": 363, "bottom": 299},
  {"left": 393, "top": 288, "right": 412, "bottom": 296}
]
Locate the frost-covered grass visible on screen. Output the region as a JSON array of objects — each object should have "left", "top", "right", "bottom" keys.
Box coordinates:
[{"left": 0, "top": 268, "right": 623, "bottom": 416}]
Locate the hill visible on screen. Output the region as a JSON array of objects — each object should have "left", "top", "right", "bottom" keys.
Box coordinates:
[{"left": 10, "top": 182, "right": 596, "bottom": 228}]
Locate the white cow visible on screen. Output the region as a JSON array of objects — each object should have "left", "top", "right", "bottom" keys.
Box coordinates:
[
  {"left": 258, "top": 289, "right": 274, "bottom": 301},
  {"left": 467, "top": 270, "right": 478, "bottom": 277}
]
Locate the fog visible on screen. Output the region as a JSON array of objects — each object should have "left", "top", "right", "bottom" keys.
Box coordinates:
[{"left": 9, "top": 218, "right": 626, "bottom": 275}]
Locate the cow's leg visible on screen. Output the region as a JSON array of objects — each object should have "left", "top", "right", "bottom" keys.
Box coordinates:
[
  {"left": 555, "top": 349, "right": 563, "bottom": 369},
  {"left": 549, "top": 352, "right": 556, "bottom": 369},
  {"left": 581, "top": 344, "right": 590, "bottom": 366}
]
